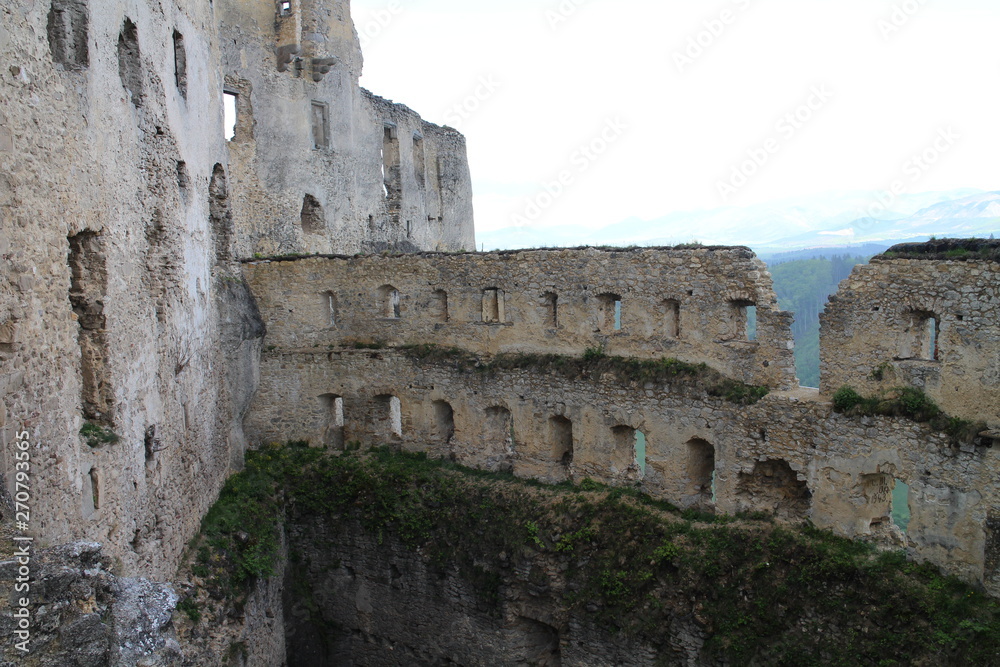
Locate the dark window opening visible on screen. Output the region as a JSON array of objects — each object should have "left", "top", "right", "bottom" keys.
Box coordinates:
[
  {"left": 175, "top": 161, "right": 190, "bottom": 199},
  {"left": 47, "top": 0, "right": 89, "bottom": 69},
  {"left": 69, "top": 231, "right": 112, "bottom": 423},
  {"left": 209, "top": 164, "right": 232, "bottom": 263},
  {"left": 413, "top": 134, "right": 426, "bottom": 189},
  {"left": 686, "top": 438, "right": 715, "bottom": 506},
  {"left": 433, "top": 400, "right": 455, "bottom": 444},
  {"left": 301, "top": 194, "right": 325, "bottom": 234},
  {"left": 117, "top": 18, "right": 143, "bottom": 106},
  {"left": 542, "top": 292, "right": 558, "bottom": 328},
  {"left": 172, "top": 30, "right": 187, "bottom": 98},
  {"left": 550, "top": 416, "right": 573, "bottom": 466}
]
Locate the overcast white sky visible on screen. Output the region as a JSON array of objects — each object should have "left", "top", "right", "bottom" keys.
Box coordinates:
[{"left": 351, "top": 0, "right": 999, "bottom": 237}]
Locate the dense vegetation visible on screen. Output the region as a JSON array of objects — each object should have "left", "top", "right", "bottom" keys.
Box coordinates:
[
  {"left": 768, "top": 255, "right": 870, "bottom": 387},
  {"left": 187, "top": 444, "right": 1000, "bottom": 666},
  {"left": 832, "top": 385, "right": 987, "bottom": 446}
]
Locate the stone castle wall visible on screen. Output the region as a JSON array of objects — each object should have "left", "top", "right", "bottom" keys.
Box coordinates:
[
  {"left": 0, "top": 0, "right": 254, "bottom": 580},
  {"left": 244, "top": 247, "right": 799, "bottom": 390},
  {"left": 246, "top": 345, "right": 1000, "bottom": 594},
  {"left": 820, "top": 256, "right": 1000, "bottom": 426},
  {"left": 0, "top": 0, "right": 475, "bottom": 581},
  {"left": 217, "top": 0, "right": 475, "bottom": 257}
]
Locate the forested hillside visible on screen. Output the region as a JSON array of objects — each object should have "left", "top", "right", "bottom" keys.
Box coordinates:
[{"left": 768, "top": 256, "right": 870, "bottom": 387}]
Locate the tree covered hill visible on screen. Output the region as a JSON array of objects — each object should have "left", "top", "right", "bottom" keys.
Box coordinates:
[{"left": 768, "top": 255, "right": 871, "bottom": 387}]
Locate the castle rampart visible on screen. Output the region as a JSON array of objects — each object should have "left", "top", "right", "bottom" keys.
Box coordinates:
[{"left": 244, "top": 247, "right": 798, "bottom": 390}]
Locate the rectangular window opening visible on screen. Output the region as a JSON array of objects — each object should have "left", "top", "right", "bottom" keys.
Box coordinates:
[
  {"left": 482, "top": 288, "right": 504, "bottom": 323},
  {"left": 223, "top": 91, "right": 238, "bottom": 141},
  {"left": 664, "top": 299, "right": 680, "bottom": 338},
  {"left": 892, "top": 479, "right": 910, "bottom": 533},
  {"left": 311, "top": 101, "right": 329, "bottom": 149},
  {"left": 172, "top": 30, "right": 187, "bottom": 98},
  {"left": 598, "top": 294, "right": 622, "bottom": 333},
  {"left": 543, "top": 292, "right": 558, "bottom": 328},
  {"left": 279, "top": 0, "right": 292, "bottom": 16},
  {"left": 413, "top": 134, "right": 426, "bottom": 189},
  {"left": 382, "top": 124, "right": 401, "bottom": 205},
  {"left": 634, "top": 430, "right": 646, "bottom": 474}
]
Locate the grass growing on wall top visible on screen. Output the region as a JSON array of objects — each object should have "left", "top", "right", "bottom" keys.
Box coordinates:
[
  {"left": 399, "top": 343, "right": 770, "bottom": 405},
  {"left": 188, "top": 444, "right": 1000, "bottom": 665},
  {"left": 832, "top": 385, "right": 987, "bottom": 446}
]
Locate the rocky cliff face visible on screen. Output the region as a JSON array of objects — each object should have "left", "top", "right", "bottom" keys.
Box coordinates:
[
  {"left": 167, "top": 446, "right": 1000, "bottom": 666},
  {"left": 0, "top": 541, "right": 180, "bottom": 666}
]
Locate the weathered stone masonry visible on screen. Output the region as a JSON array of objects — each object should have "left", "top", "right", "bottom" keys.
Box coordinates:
[
  {"left": 245, "top": 247, "right": 1000, "bottom": 595},
  {"left": 0, "top": 0, "right": 475, "bottom": 584},
  {"left": 821, "top": 255, "right": 1000, "bottom": 425},
  {"left": 245, "top": 247, "right": 798, "bottom": 391}
]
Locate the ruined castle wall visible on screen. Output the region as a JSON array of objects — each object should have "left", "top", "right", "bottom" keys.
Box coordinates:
[
  {"left": 0, "top": 0, "right": 476, "bottom": 583},
  {"left": 820, "top": 258, "right": 1000, "bottom": 426},
  {"left": 247, "top": 347, "right": 1000, "bottom": 593},
  {"left": 217, "top": 0, "right": 475, "bottom": 256},
  {"left": 0, "top": 0, "right": 264, "bottom": 579},
  {"left": 244, "top": 247, "right": 799, "bottom": 390}
]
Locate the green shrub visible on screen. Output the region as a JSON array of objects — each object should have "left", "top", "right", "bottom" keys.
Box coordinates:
[{"left": 80, "top": 422, "right": 119, "bottom": 448}]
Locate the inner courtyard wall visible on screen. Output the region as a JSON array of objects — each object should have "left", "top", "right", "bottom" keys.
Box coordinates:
[
  {"left": 246, "top": 346, "right": 1000, "bottom": 595},
  {"left": 244, "top": 248, "right": 799, "bottom": 391}
]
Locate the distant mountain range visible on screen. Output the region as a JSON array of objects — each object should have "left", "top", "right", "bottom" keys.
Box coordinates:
[{"left": 478, "top": 189, "right": 999, "bottom": 256}]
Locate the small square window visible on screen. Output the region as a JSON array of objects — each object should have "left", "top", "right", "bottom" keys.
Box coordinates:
[{"left": 279, "top": 1, "right": 292, "bottom": 16}]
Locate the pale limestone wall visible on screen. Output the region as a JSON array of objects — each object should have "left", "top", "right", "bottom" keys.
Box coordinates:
[
  {"left": 246, "top": 347, "right": 1000, "bottom": 593},
  {"left": 244, "top": 247, "right": 799, "bottom": 390},
  {"left": 216, "top": 0, "right": 475, "bottom": 257},
  {"left": 820, "top": 256, "right": 1000, "bottom": 426},
  {"left": 0, "top": 0, "right": 266, "bottom": 580},
  {"left": 0, "top": 0, "right": 475, "bottom": 583}
]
